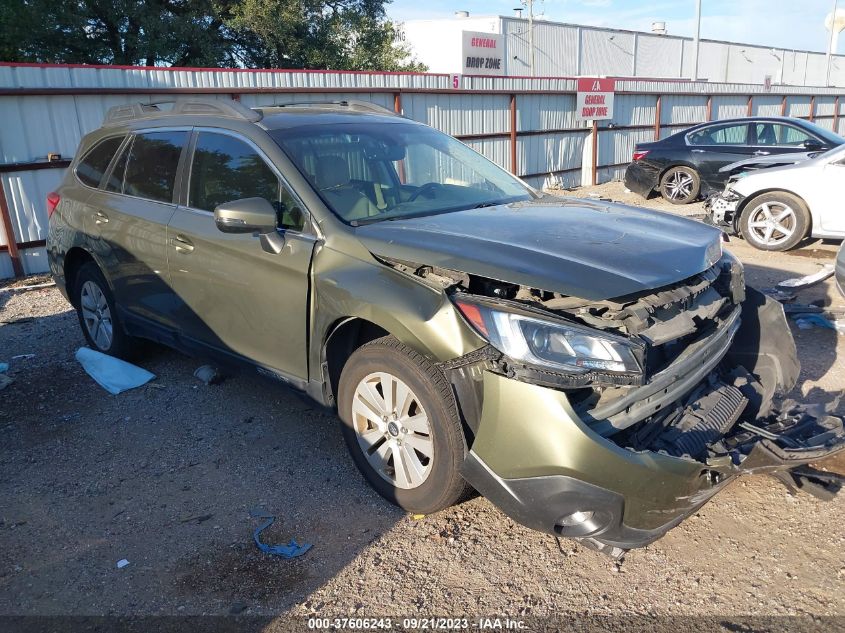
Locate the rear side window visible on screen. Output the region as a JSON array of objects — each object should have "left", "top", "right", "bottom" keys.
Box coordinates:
[
  {"left": 687, "top": 123, "right": 749, "bottom": 146},
  {"left": 76, "top": 136, "right": 124, "bottom": 188},
  {"left": 122, "top": 131, "right": 188, "bottom": 203},
  {"left": 188, "top": 132, "right": 304, "bottom": 231}
]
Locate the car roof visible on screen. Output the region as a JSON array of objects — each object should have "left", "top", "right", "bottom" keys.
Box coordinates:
[{"left": 257, "top": 107, "right": 411, "bottom": 131}]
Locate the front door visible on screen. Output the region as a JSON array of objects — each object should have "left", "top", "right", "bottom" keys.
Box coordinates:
[{"left": 166, "top": 129, "right": 315, "bottom": 381}]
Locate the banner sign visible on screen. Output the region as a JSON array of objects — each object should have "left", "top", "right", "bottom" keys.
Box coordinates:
[
  {"left": 576, "top": 78, "right": 616, "bottom": 121},
  {"left": 461, "top": 31, "right": 505, "bottom": 76}
]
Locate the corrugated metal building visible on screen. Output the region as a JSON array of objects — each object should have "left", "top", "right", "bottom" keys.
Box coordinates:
[
  {"left": 2, "top": 62, "right": 845, "bottom": 278},
  {"left": 402, "top": 15, "right": 845, "bottom": 87}
]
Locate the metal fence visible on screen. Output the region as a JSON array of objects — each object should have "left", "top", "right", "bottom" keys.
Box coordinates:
[{"left": 2, "top": 62, "right": 845, "bottom": 278}]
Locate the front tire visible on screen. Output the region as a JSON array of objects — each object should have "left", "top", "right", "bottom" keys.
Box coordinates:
[
  {"left": 337, "top": 336, "right": 471, "bottom": 514},
  {"left": 660, "top": 166, "right": 700, "bottom": 204},
  {"left": 739, "top": 192, "right": 809, "bottom": 251},
  {"left": 73, "top": 262, "right": 135, "bottom": 358}
]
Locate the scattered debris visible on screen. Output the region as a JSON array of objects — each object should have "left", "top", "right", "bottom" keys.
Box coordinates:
[
  {"left": 777, "top": 264, "right": 835, "bottom": 290},
  {"left": 791, "top": 313, "right": 845, "bottom": 334},
  {"left": 116, "top": 559, "right": 130, "bottom": 569},
  {"left": 762, "top": 287, "right": 797, "bottom": 303},
  {"left": 0, "top": 281, "right": 55, "bottom": 294},
  {"left": 782, "top": 303, "right": 825, "bottom": 314},
  {"left": 229, "top": 601, "right": 248, "bottom": 615},
  {"left": 412, "top": 514, "right": 426, "bottom": 520},
  {"left": 75, "top": 347, "right": 156, "bottom": 395},
  {"left": 0, "top": 362, "right": 12, "bottom": 391},
  {"left": 179, "top": 513, "right": 214, "bottom": 524},
  {"left": 249, "top": 508, "right": 311, "bottom": 559},
  {"left": 11, "top": 353, "right": 35, "bottom": 361},
  {"left": 193, "top": 364, "right": 223, "bottom": 385}
]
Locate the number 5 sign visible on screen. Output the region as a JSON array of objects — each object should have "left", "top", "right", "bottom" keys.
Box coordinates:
[{"left": 450, "top": 74, "right": 462, "bottom": 90}]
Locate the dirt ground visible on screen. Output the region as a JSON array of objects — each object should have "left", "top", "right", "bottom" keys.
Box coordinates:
[{"left": 1, "top": 183, "right": 844, "bottom": 627}]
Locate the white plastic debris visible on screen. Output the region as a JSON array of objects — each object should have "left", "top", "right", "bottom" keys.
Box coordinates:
[
  {"left": 193, "top": 364, "right": 223, "bottom": 385},
  {"left": 116, "top": 559, "right": 130, "bottom": 569},
  {"left": 777, "top": 264, "right": 835, "bottom": 290},
  {"left": 75, "top": 347, "right": 155, "bottom": 395}
]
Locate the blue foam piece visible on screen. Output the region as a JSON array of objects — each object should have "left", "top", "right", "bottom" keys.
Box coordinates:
[{"left": 75, "top": 347, "right": 155, "bottom": 395}]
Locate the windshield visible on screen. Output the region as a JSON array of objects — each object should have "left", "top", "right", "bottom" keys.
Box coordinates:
[{"left": 270, "top": 121, "right": 534, "bottom": 225}]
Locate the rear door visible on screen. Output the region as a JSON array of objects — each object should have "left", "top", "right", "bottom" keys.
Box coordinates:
[
  {"left": 166, "top": 129, "right": 315, "bottom": 381},
  {"left": 685, "top": 122, "right": 754, "bottom": 190},
  {"left": 87, "top": 129, "right": 188, "bottom": 329}
]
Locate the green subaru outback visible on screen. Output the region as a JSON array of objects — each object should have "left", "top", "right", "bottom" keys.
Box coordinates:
[{"left": 47, "top": 99, "right": 845, "bottom": 558}]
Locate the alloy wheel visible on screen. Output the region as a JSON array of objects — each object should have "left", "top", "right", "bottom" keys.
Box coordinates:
[
  {"left": 664, "top": 170, "right": 695, "bottom": 201},
  {"left": 351, "top": 371, "right": 434, "bottom": 490},
  {"left": 80, "top": 280, "right": 113, "bottom": 350},
  {"left": 747, "top": 202, "right": 796, "bottom": 247}
]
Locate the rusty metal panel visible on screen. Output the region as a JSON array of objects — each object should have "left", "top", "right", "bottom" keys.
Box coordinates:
[
  {"left": 402, "top": 93, "right": 510, "bottom": 136},
  {"left": 519, "top": 131, "right": 586, "bottom": 178},
  {"left": 660, "top": 95, "right": 708, "bottom": 125},
  {"left": 516, "top": 93, "right": 580, "bottom": 132},
  {"left": 712, "top": 96, "right": 747, "bottom": 120},
  {"left": 752, "top": 95, "right": 783, "bottom": 116},
  {"left": 786, "top": 97, "right": 812, "bottom": 118},
  {"left": 611, "top": 94, "right": 657, "bottom": 127}
]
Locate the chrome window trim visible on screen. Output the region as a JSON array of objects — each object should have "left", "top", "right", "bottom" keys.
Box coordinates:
[{"left": 72, "top": 134, "right": 129, "bottom": 192}]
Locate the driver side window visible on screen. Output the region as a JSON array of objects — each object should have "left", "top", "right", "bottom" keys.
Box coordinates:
[{"left": 189, "top": 132, "right": 305, "bottom": 232}]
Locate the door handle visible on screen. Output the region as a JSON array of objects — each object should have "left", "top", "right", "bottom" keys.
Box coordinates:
[
  {"left": 753, "top": 150, "right": 771, "bottom": 156},
  {"left": 94, "top": 211, "right": 109, "bottom": 224},
  {"left": 170, "top": 234, "right": 195, "bottom": 253}
]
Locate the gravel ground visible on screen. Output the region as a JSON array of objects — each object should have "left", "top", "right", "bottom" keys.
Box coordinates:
[{"left": 1, "top": 186, "right": 844, "bottom": 626}]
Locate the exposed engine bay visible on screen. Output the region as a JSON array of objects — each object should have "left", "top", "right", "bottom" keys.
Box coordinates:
[{"left": 377, "top": 253, "right": 845, "bottom": 490}]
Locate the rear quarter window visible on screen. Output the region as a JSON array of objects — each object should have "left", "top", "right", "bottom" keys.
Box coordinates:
[{"left": 75, "top": 136, "right": 124, "bottom": 188}]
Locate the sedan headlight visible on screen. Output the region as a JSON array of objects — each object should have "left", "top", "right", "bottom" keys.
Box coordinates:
[{"left": 453, "top": 297, "right": 642, "bottom": 376}]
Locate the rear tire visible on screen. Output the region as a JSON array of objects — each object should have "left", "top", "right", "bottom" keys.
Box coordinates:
[
  {"left": 337, "top": 336, "right": 471, "bottom": 514},
  {"left": 660, "top": 166, "right": 700, "bottom": 204},
  {"left": 739, "top": 192, "right": 809, "bottom": 251},
  {"left": 73, "top": 262, "right": 136, "bottom": 358}
]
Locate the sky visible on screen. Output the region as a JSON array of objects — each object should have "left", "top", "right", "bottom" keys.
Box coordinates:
[{"left": 387, "top": 0, "right": 845, "bottom": 54}]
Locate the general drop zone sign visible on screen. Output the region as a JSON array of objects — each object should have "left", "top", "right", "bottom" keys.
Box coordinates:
[
  {"left": 576, "top": 78, "right": 616, "bottom": 121},
  {"left": 461, "top": 31, "right": 504, "bottom": 76}
]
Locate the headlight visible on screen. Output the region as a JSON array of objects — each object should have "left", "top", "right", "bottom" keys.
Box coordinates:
[{"left": 453, "top": 297, "right": 642, "bottom": 376}]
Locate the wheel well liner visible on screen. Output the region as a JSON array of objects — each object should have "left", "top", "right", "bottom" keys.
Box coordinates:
[
  {"left": 63, "top": 248, "right": 96, "bottom": 306},
  {"left": 323, "top": 318, "right": 390, "bottom": 406}
]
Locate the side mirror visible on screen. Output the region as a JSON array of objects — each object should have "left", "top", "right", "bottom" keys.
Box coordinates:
[
  {"left": 803, "top": 139, "right": 824, "bottom": 151},
  {"left": 214, "top": 197, "right": 277, "bottom": 234}
]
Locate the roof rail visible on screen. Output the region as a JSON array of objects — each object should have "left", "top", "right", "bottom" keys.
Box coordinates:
[
  {"left": 258, "top": 100, "right": 399, "bottom": 116},
  {"left": 104, "top": 98, "right": 262, "bottom": 126}
]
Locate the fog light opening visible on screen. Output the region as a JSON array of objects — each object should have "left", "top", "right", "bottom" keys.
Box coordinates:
[{"left": 554, "top": 509, "right": 610, "bottom": 537}]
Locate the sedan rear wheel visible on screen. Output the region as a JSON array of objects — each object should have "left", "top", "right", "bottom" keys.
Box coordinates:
[
  {"left": 739, "top": 192, "right": 810, "bottom": 251},
  {"left": 660, "top": 166, "right": 700, "bottom": 204}
]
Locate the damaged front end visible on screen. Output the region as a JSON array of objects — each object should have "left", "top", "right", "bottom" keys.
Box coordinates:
[
  {"left": 378, "top": 252, "right": 845, "bottom": 556},
  {"left": 704, "top": 184, "right": 744, "bottom": 234}
]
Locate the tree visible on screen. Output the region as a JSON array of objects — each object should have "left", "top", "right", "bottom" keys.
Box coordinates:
[{"left": 0, "top": 0, "right": 424, "bottom": 70}]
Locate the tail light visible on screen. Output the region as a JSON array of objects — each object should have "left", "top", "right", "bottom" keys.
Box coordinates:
[
  {"left": 632, "top": 150, "right": 650, "bottom": 162},
  {"left": 47, "top": 192, "right": 60, "bottom": 218}
]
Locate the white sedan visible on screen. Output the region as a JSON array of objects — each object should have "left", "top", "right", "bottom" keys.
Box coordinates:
[{"left": 705, "top": 144, "right": 845, "bottom": 251}]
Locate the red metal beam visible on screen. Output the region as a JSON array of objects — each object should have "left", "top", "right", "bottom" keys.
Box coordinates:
[
  {"left": 0, "top": 182, "right": 23, "bottom": 277},
  {"left": 835, "top": 96, "right": 841, "bottom": 133},
  {"left": 0, "top": 239, "right": 45, "bottom": 254},
  {"left": 781, "top": 96, "right": 788, "bottom": 116},
  {"left": 809, "top": 95, "right": 816, "bottom": 122},
  {"left": 654, "top": 95, "right": 662, "bottom": 141},
  {"left": 746, "top": 95, "right": 753, "bottom": 117},
  {"left": 510, "top": 94, "right": 518, "bottom": 175},
  {"left": 706, "top": 95, "right": 713, "bottom": 121},
  {"left": 0, "top": 159, "right": 71, "bottom": 174}
]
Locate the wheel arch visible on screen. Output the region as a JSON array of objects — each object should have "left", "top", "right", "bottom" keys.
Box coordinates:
[
  {"left": 323, "top": 317, "right": 391, "bottom": 408},
  {"left": 63, "top": 247, "right": 97, "bottom": 307}
]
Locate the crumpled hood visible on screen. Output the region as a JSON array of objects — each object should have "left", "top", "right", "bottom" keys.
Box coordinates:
[{"left": 355, "top": 198, "right": 724, "bottom": 301}]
